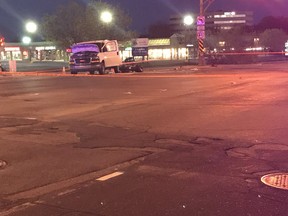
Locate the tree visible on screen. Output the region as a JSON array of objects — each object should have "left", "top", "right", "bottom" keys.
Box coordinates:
[
  {"left": 205, "top": 30, "right": 220, "bottom": 51},
  {"left": 86, "top": 1, "right": 137, "bottom": 40},
  {"left": 40, "top": 0, "right": 137, "bottom": 48},
  {"left": 259, "top": 29, "right": 288, "bottom": 51},
  {"left": 147, "top": 22, "right": 173, "bottom": 38},
  {"left": 205, "top": 27, "right": 254, "bottom": 52},
  {"left": 256, "top": 16, "right": 288, "bottom": 33},
  {"left": 221, "top": 27, "right": 254, "bottom": 51}
]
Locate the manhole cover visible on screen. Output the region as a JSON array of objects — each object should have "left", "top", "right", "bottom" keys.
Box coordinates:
[
  {"left": 0, "top": 160, "right": 7, "bottom": 169},
  {"left": 261, "top": 173, "right": 288, "bottom": 190}
]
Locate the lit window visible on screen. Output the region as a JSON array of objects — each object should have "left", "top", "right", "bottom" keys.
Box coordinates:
[
  {"left": 215, "top": 20, "right": 246, "bottom": 24},
  {"left": 219, "top": 41, "right": 225, "bottom": 46}
]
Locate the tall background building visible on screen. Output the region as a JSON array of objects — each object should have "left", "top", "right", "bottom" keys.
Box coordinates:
[
  {"left": 206, "top": 11, "right": 254, "bottom": 30},
  {"left": 169, "top": 11, "right": 254, "bottom": 33}
]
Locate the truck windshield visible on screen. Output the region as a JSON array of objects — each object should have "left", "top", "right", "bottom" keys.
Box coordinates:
[{"left": 72, "top": 44, "right": 99, "bottom": 54}]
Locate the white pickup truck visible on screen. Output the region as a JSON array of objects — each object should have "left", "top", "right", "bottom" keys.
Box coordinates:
[{"left": 69, "top": 40, "right": 122, "bottom": 75}]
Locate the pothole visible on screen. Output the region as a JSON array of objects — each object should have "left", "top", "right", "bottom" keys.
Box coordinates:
[
  {"left": 261, "top": 173, "right": 288, "bottom": 190},
  {"left": 226, "top": 143, "right": 288, "bottom": 159},
  {"left": 0, "top": 160, "right": 7, "bottom": 169}
]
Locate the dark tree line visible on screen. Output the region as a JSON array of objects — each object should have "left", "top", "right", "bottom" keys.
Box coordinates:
[
  {"left": 147, "top": 16, "right": 288, "bottom": 52},
  {"left": 255, "top": 16, "right": 288, "bottom": 33},
  {"left": 40, "top": 0, "right": 137, "bottom": 48},
  {"left": 40, "top": 0, "right": 288, "bottom": 52}
]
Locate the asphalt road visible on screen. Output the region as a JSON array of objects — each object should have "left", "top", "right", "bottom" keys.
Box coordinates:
[{"left": 1, "top": 62, "right": 288, "bottom": 215}]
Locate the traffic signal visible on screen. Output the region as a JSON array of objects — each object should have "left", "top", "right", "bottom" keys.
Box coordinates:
[{"left": 0, "top": 37, "right": 5, "bottom": 46}]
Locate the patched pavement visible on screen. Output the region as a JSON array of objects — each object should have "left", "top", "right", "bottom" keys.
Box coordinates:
[{"left": 2, "top": 137, "right": 288, "bottom": 216}]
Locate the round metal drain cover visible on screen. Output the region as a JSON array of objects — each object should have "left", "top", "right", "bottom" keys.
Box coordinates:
[
  {"left": 0, "top": 160, "right": 7, "bottom": 169},
  {"left": 261, "top": 173, "right": 288, "bottom": 190}
]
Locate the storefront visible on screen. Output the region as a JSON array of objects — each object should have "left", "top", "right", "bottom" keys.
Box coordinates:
[
  {"left": 119, "top": 37, "right": 195, "bottom": 61},
  {"left": 0, "top": 42, "right": 67, "bottom": 61},
  {"left": 0, "top": 37, "right": 196, "bottom": 62}
]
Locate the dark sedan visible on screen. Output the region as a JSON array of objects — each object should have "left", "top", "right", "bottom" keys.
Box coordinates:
[{"left": 120, "top": 57, "right": 143, "bottom": 73}]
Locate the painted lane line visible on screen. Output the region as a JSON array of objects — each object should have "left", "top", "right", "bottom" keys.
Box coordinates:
[
  {"left": 57, "top": 189, "right": 76, "bottom": 196},
  {"left": 96, "top": 171, "right": 124, "bottom": 181},
  {"left": 0, "top": 202, "right": 36, "bottom": 216}
]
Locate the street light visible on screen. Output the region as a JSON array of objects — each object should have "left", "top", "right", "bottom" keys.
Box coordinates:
[
  {"left": 100, "top": 11, "right": 113, "bottom": 23},
  {"left": 22, "top": 36, "right": 31, "bottom": 44},
  {"left": 183, "top": 15, "right": 194, "bottom": 26},
  {"left": 24, "top": 21, "right": 38, "bottom": 62},
  {"left": 25, "top": 21, "right": 38, "bottom": 34}
]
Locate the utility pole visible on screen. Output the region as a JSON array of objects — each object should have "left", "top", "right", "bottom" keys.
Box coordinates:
[
  {"left": 200, "top": 0, "right": 204, "bottom": 16},
  {"left": 197, "top": 0, "right": 214, "bottom": 66},
  {"left": 198, "top": 0, "right": 205, "bottom": 66}
]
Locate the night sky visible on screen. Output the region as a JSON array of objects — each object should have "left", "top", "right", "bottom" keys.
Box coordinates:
[{"left": 0, "top": 0, "right": 287, "bottom": 41}]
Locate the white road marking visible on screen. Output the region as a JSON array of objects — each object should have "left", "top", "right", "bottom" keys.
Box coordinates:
[
  {"left": 24, "top": 117, "right": 37, "bottom": 120},
  {"left": 0, "top": 203, "right": 35, "bottom": 216},
  {"left": 57, "top": 189, "right": 76, "bottom": 196},
  {"left": 96, "top": 171, "right": 124, "bottom": 181}
]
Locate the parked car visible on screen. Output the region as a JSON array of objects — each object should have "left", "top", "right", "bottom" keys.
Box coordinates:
[{"left": 119, "top": 57, "right": 143, "bottom": 73}]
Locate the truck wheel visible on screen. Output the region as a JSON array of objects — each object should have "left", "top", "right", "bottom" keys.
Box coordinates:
[
  {"left": 89, "top": 70, "right": 95, "bottom": 75},
  {"left": 114, "top": 66, "right": 120, "bottom": 73},
  {"left": 99, "top": 62, "right": 105, "bottom": 75}
]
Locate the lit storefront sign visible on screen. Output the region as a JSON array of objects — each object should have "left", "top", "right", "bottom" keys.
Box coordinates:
[
  {"left": 3, "top": 47, "right": 22, "bottom": 60},
  {"left": 214, "top": 12, "right": 246, "bottom": 18},
  {"left": 35, "top": 46, "right": 56, "bottom": 51},
  {"left": 215, "top": 20, "right": 246, "bottom": 24},
  {"left": 132, "top": 38, "right": 149, "bottom": 57},
  {"left": 4, "top": 47, "right": 20, "bottom": 52}
]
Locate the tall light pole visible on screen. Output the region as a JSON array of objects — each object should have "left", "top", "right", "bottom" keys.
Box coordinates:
[
  {"left": 200, "top": 0, "right": 204, "bottom": 16},
  {"left": 198, "top": 0, "right": 214, "bottom": 65},
  {"left": 23, "top": 21, "right": 38, "bottom": 62},
  {"left": 183, "top": 15, "right": 194, "bottom": 61}
]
